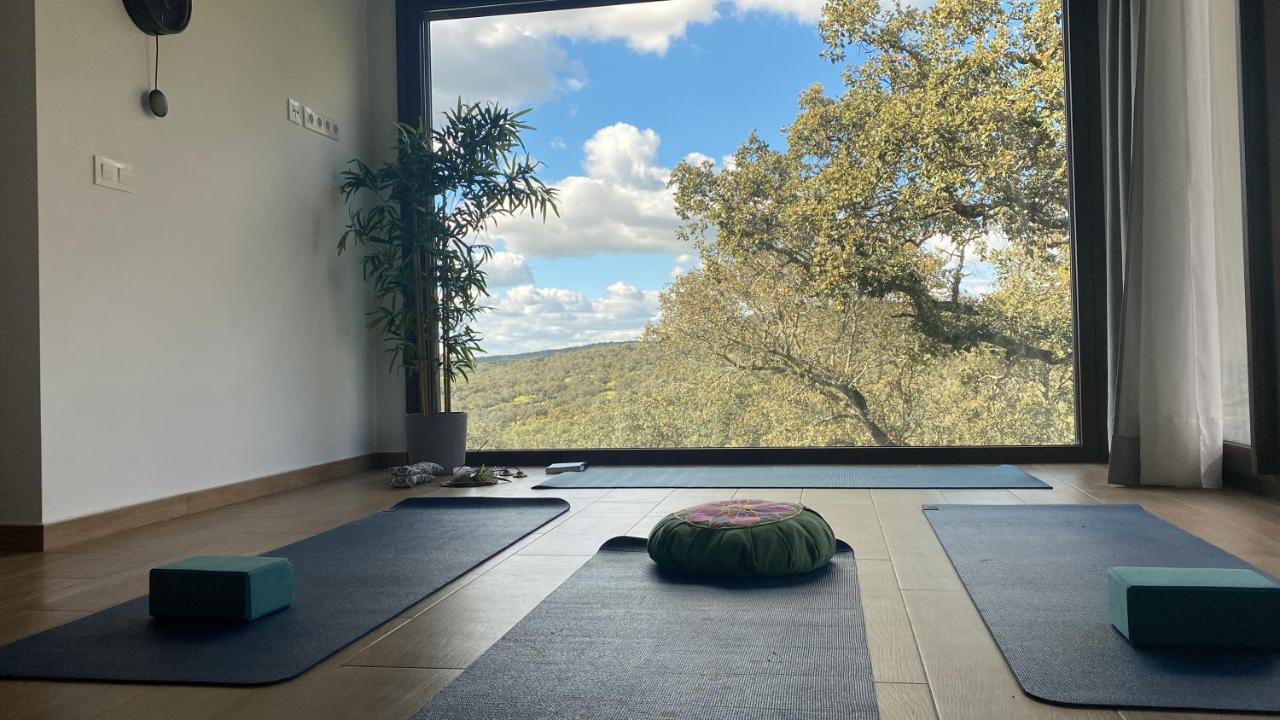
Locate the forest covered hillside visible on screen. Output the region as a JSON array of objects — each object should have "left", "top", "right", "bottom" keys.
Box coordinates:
[
  {"left": 455, "top": 342, "right": 649, "bottom": 450},
  {"left": 455, "top": 334, "right": 1075, "bottom": 450}
]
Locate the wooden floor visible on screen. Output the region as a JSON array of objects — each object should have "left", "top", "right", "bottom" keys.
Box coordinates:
[{"left": 2, "top": 464, "right": 1279, "bottom": 719}]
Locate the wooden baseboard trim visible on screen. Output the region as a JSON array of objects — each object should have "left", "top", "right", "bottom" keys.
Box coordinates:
[
  {"left": 0, "top": 453, "right": 385, "bottom": 552},
  {"left": 376, "top": 451, "right": 409, "bottom": 467}
]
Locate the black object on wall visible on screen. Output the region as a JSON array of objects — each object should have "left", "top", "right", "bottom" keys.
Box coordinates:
[
  {"left": 123, "top": 1, "right": 191, "bottom": 118},
  {"left": 123, "top": 0, "right": 191, "bottom": 36},
  {"left": 146, "top": 36, "right": 168, "bottom": 118}
]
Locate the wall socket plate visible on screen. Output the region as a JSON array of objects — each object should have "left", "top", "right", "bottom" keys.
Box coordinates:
[
  {"left": 302, "top": 105, "right": 319, "bottom": 132},
  {"left": 302, "top": 105, "right": 339, "bottom": 141},
  {"left": 287, "top": 98, "right": 303, "bottom": 125}
]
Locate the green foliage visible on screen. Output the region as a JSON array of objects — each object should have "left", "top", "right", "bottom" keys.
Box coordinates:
[
  {"left": 456, "top": 341, "right": 1074, "bottom": 449},
  {"left": 339, "top": 102, "right": 557, "bottom": 413},
  {"left": 671, "top": 0, "right": 1067, "bottom": 361},
  {"left": 658, "top": 0, "right": 1073, "bottom": 445}
]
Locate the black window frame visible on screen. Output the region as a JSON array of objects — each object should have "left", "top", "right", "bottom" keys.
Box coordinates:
[
  {"left": 396, "top": 0, "right": 1109, "bottom": 466},
  {"left": 1227, "top": 0, "right": 1280, "bottom": 484}
]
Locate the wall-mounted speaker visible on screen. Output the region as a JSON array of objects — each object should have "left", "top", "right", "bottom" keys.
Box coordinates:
[{"left": 123, "top": 0, "right": 192, "bottom": 36}]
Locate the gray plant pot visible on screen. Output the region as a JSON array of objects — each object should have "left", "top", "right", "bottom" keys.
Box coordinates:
[{"left": 405, "top": 412, "right": 468, "bottom": 468}]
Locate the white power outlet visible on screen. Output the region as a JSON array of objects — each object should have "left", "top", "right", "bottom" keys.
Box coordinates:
[
  {"left": 303, "top": 105, "right": 320, "bottom": 133},
  {"left": 294, "top": 100, "right": 340, "bottom": 142},
  {"left": 302, "top": 106, "right": 340, "bottom": 141}
]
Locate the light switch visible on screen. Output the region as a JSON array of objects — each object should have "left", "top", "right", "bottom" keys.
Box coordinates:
[{"left": 94, "top": 155, "right": 134, "bottom": 193}]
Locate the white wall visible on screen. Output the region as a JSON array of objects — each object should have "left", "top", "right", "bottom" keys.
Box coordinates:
[
  {"left": 365, "top": 0, "right": 410, "bottom": 455},
  {"left": 32, "top": 0, "right": 392, "bottom": 523},
  {"left": 367, "top": 3, "right": 403, "bottom": 457},
  {"left": 0, "top": 0, "right": 43, "bottom": 525}
]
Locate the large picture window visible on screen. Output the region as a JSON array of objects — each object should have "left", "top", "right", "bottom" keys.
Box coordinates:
[{"left": 400, "top": 0, "right": 1106, "bottom": 463}]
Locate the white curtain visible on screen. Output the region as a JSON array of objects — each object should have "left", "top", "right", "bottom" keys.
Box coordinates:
[{"left": 1108, "top": 0, "right": 1243, "bottom": 488}]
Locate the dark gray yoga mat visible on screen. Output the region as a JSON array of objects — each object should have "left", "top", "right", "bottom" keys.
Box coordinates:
[
  {"left": 533, "top": 463, "right": 1047, "bottom": 489},
  {"left": 415, "top": 536, "right": 879, "bottom": 720},
  {"left": 925, "top": 503, "right": 1280, "bottom": 713},
  {"left": 0, "top": 496, "right": 568, "bottom": 685}
]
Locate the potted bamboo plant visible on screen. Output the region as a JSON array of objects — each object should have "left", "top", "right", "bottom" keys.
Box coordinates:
[{"left": 340, "top": 101, "right": 557, "bottom": 468}]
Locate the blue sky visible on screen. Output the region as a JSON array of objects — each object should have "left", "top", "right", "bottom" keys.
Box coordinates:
[
  {"left": 520, "top": 13, "right": 849, "bottom": 298},
  {"left": 429, "top": 0, "right": 864, "bottom": 354}
]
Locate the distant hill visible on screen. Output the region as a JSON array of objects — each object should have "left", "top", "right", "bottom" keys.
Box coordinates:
[
  {"left": 477, "top": 341, "right": 638, "bottom": 366},
  {"left": 454, "top": 328, "right": 1075, "bottom": 450},
  {"left": 455, "top": 340, "right": 655, "bottom": 450}
]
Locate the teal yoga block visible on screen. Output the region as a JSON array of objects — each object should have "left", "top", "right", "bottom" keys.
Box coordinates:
[
  {"left": 150, "top": 556, "right": 293, "bottom": 621},
  {"left": 1107, "top": 566, "right": 1280, "bottom": 648}
]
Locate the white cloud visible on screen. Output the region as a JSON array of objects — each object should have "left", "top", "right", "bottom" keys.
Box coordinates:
[
  {"left": 550, "top": 136, "right": 568, "bottom": 150},
  {"left": 963, "top": 276, "right": 997, "bottom": 297},
  {"left": 670, "top": 252, "right": 698, "bottom": 278},
  {"left": 490, "top": 123, "right": 690, "bottom": 257},
  {"left": 431, "top": 20, "right": 581, "bottom": 112},
  {"left": 923, "top": 234, "right": 956, "bottom": 257},
  {"left": 509, "top": 0, "right": 720, "bottom": 55},
  {"left": 924, "top": 229, "right": 1011, "bottom": 259},
  {"left": 682, "top": 152, "right": 717, "bottom": 168},
  {"left": 478, "top": 282, "right": 661, "bottom": 355},
  {"left": 585, "top": 124, "right": 668, "bottom": 188},
  {"left": 484, "top": 251, "right": 535, "bottom": 288},
  {"left": 431, "top": 0, "right": 716, "bottom": 116},
  {"left": 924, "top": 229, "right": 1009, "bottom": 298}
]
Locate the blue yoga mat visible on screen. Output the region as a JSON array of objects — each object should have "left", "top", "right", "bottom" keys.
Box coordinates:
[
  {"left": 926, "top": 504, "right": 1280, "bottom": 713},
  {"left": 533, "top": 464, "right": 1048, "bottom": 489},
  {"left": 415, "top": 537, "right": 880, "bottom": 720},
  {"left": 0, "top": 496, "right": 568, "bottom": 685}
]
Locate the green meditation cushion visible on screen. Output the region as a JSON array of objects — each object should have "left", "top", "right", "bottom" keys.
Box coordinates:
[
  {"left": 150, "top": 555, "right": 294, "bottom": 622},
  {"left": 1107, "top": 566, "right": 1280, "bottom": 648},
  {"left": 647, "top": 499, "right": 837, "bottom": 579}
]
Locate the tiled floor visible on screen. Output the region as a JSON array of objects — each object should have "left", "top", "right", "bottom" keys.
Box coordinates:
[{"left": 1, "top": 464, "right": 1278, "bottom": 719}]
